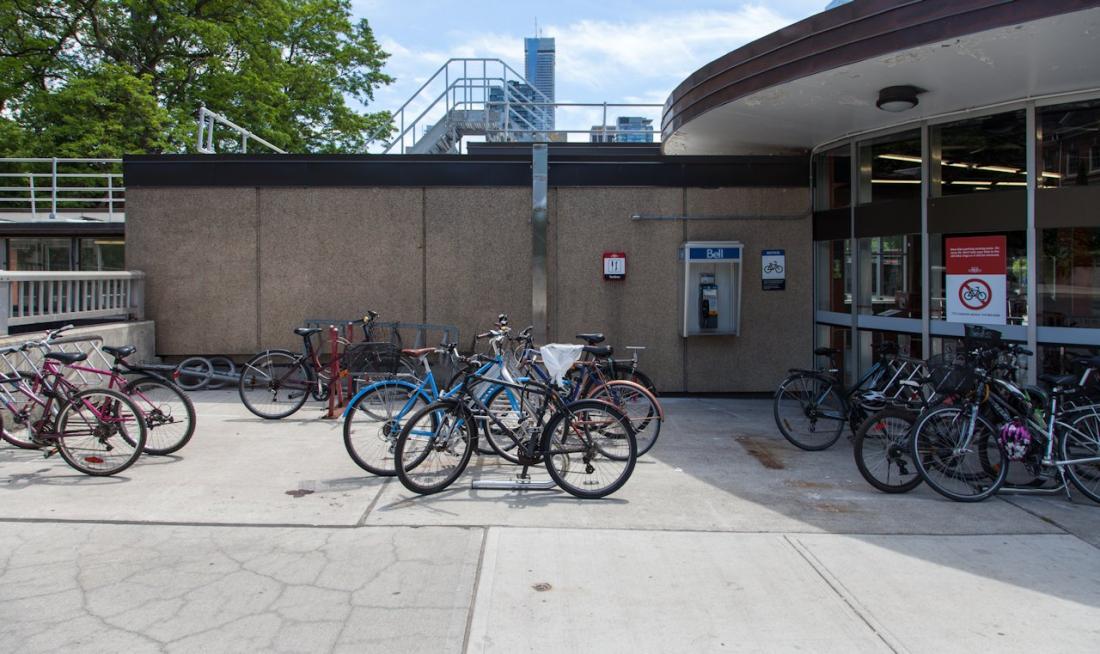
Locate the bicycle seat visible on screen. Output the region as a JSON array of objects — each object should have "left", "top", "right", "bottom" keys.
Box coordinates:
[
  {"left": 102, "top": 345, "right": 135, "bottom": 359},
  {"left": 582, "top": 345, "right": 613, "bottom": 357},
  {"left": 814, "top": 347, "right": 840, "bottom": 357},
  {"left": 402, "top": 347, "right": 434, "bottom": 358},
  {"left": 45, "top": 351, "right": 88, "bottom": 364},
  {"left": 293, "top": 327, "right": 322, "bottom": 337},
  {"left": 1040, "top": 373, "right": 1077, "bottom": 388},
  {"left": 576, "top": 333, "right": 605, "bottom": 345}
]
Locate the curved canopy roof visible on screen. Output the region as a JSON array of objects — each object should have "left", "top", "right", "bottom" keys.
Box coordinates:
[{"left": 662, "top": 0, "right": 1100, "bottom": 154}]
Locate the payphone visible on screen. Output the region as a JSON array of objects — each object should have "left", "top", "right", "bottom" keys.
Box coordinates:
[
  {"left": 681, "top": 241, "right": 742, "bottom": 337},
  {"left": 698, "top": 273, "right": 718, "bottom": 329}
]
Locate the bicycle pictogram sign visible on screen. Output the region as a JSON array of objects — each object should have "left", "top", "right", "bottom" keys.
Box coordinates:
[{"left": 958, "top": 278, "right": 992, "bottom": 310}]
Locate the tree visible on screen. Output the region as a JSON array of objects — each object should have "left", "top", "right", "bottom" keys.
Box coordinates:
[{"left": 0, "top": 0, "right": 393, "bottom": 154}]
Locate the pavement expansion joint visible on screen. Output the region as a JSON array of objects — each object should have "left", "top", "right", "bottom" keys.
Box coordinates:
[{"left": 784, "top": 534, "right": 907, "bottom": 654}]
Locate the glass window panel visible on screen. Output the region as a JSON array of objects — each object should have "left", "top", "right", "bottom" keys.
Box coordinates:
[
  {"left": 932, "top": 110, "right": 1027, "bottom": 195},
  {"left": 857, "top": 130, "right": 921, "bottom": 205},
  {"left": 813, "top": 146, "right": 851, "bottom": 210},
  {"left": 856, "top": 234, "right": 922, "bottom": 317},
  {"left": 1039, "top": 227, "right": 1100, "bottom": 328},
  {"left": 816, "top": 324, "right": 853, "bottom": 386},
  {"left": 1039, "top": 344, "right": 1100, "bottom": 377},
  {"left": 816, "top": 239, "right": 851, "bottom": 313},
  {"left": 79, "top": 238, "right": 125, "bottom": 272},
  {"left": 7, "top": 238, "right": 73, "bottom": 271},
  {"left": 1039, "top": 99, "right": 1100, "bottom": 188}
]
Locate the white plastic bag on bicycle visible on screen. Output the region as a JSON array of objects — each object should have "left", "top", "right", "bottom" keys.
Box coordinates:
[{"left": 539, "top": 344, "right": 584, "bottom": 387}]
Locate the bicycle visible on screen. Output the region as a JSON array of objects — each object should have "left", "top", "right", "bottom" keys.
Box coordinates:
[
  {"left": 773, "top": 341, "right": 917, "bottom": 450},
  {"left": 0, "top": 326, "right": 196, "bottom": 455},
  {"left": 574, "top": 333, "right": 658, "bottom": 395},
  {"left": 489, "top": 328, "right": 663, "bottom": 458},
  {"left": 764, "top": 261, "right": 784, "bottom": 274},
  {"left": 962, "top": 283, "right": 989, "bottom": 303},
  {"left": 393, "top": 348, "right": 637, "bottom": 499},
  {"left": 341, "top": 335, "right": 522, "bottom": 476},
  {"left": 0, "top": 346, "right": 147, "bottom": 476}
]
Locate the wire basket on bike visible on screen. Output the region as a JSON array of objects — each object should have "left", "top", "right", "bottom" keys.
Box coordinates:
[
  {"left": 342, "top": 342, "right": 402, "bottom": 376},
  {"left": 927, "top": 358, "right": 979, "bottom": 397}
]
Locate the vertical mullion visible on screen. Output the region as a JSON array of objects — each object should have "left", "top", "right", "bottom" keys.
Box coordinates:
[
  {"left": 920, "top": 122, "right": 931, "bottom": 359},
  {"left": 1025, "top": 102, "right": 1038, "bottom": 384},
  {"left": 848, "top": 139, "right": 858, "bottom": 382}
]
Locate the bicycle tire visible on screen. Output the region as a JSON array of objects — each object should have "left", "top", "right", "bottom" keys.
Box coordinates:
[
  {"left": 123, "top": 376, "right": 196, "bottom": 455},
  {"left": 237, "top": 350, "right": 311, "bottom": 419},
  {"left": 910, "top": 406, "right": 1007, "bottom": 502},
  {"left": 394, "top": 400, "right": 474, "bottom": 495},
  {"left": 1062, "top": 412, "right": 1100, "bottom": 504},
  {"left": 542, "top": 399, "right": 637, "bottom": 499},
  {"left": 176, "top": 356, "right": 213, "bottom": 391},
  {"left": 0, "top": 371, "right": 48, "bottom": 449},
  {"left": 773, "top": 373, "right": 845, "bottom": 451},
  {"left": 205, "top": 356, "right": 236, "bottom": 390},
  {"left": 55, "top": 388, "right": 147, "bottom": 476},
  {"left": 603, "top": 364, "right": 658, "bottom": 396},
  {"left": 343, "top": 381, "right": 430, "bottom": 476},
  {"left": 852, "top": 407, "right": 922, "bottom": 494},
  {"left": 479, "top": 384, "right": 525, "bottom": 463},
  {"left": 585, "top": 379, "right": 663, "bottom": 456}
]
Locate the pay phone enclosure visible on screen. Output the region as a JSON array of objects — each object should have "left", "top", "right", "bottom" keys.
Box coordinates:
[{"left": 681, "top": 241, "right": 742, "bottom": 337}]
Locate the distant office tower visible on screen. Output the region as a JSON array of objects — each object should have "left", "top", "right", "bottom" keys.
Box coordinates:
[
  {"left": 524, "top": 37, "right": 555, "bottom": 132},
  {"left": 489, "top": 81, "right": 544, "bottom": 141},
  {"left": 589, "top": 116, "right": 654, "bottom": 143}
]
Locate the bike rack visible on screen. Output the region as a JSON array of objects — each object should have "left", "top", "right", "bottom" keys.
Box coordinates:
[{"left": 471, "top": 476, "right": 556, "bottom": 491}]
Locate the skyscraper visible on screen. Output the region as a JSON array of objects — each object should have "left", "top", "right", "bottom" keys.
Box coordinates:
[{"left": 524, "top": 37, "right": 555, "bottom": 132}]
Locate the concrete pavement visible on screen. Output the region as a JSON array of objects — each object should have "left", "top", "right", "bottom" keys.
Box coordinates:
[{"left": 1, "top": 394, "right": 1098, "bottom": 652}]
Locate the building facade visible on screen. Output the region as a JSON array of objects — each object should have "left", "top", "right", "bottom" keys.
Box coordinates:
[
  {"left": 524, "top": 37, "right": 555, "bottom": 132},
  {"left": 661, "top": 0, "right": 1100, "bottom": 382}
]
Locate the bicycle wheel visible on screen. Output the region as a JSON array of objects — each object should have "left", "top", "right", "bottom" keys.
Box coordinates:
[
  {"left": 910, "top": 406, "right": 1007, "bottom": 502},
  {"left": 586, "top": 380, "right": 662, "bottom": 456},
  {"left": 479, "top": 384, "right": 525, "bottom": 463},
  {"left": 55, "top": 388, "right": 146, "bottom": 476},
  {"left": 343, "top": 382, "right": 429, "bottom": 476},
  {"left": 543, "top": 400, "right": 637, "bottom": 499},
  {"left": 603, "top": 365, "right": 658, "bottom": 396},
  {"left": 853, "top": 407, "right": 922, "bottom": 494},
  {"left": 123, "top": 376, "right": 196, "bottom": 455},
  {"left": 0, "top": 372, "right": 48, "bottom": 449},
  {"left": 394, "top": 400, "right": 474, "bottom": 495},
  {"left": 1062, "top": 412, "right": 1100, "bottom": 504},
  {"left": 237, "top": 350, "right": 311, "bottom": 419},
  {"left": 773, "top": 373, "right": 845, "bottom": 451}
]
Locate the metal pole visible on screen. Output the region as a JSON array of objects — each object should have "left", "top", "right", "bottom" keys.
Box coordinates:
[
  {"left": 29, "top": 172, "right": 36, "bottom": 219},
  {"left": 920, "top": 123, "right": 931, "bottom": 359},
  {"left": 532, "top": 144, "right": 549, "bottom": 343},
  {"left": 50, "top": 157, "right": 57, "bottom": 219},
  {"left": 107, "top": 173, "right": 114, "bottom": 221},
  {"left": 1025, "top": 102, "right": 1038, "bottom": 384}
]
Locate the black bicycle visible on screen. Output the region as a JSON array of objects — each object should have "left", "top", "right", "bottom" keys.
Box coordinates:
[
  {"left": 773, "top": 341, "right": 913, "bottom": 451},
  {"left": 393, "top": 353, "right": 638, "bottom": 499}
]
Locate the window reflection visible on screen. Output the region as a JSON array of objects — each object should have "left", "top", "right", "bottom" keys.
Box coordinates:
[
  {"left": 1039, "top": 227, "right": 1100, "bottom": 328},
  {"left": 815, "top": 239, "right": 851, "bottom": 313},
  {"left": 813, "top": 146, "right": 851, "bottom": 210},
  {"left": 1039, "top": 99, "right": 1100, "bottom": 187},
  {"left": 858, "top": 130, "right": 921, "bottom": 204},
  {"left": 857, "top": 234, "right": 922, "bottom": 317},
  {"left": 932, "top": 110, "right": 1027, "bottom": 195}
]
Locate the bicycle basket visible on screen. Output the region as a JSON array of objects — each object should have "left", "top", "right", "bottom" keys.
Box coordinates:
[
  {"left": 928, "top": 362, "right": 978, "bottom": 396},
  {"left": 342, "top": 342, "right": 401, "bottom": 376},
  {"left": 963, "top": 325, "right": 1002, "bottom": 349}
]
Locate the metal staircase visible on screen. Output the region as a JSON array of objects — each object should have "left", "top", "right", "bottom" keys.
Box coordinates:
[{"left": 373, "top": 59, "right": 555, "bottom": 154}]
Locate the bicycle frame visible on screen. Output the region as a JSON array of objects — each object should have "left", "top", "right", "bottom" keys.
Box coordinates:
[{"left": 0, "top": 358, "right": 128, "bottom": 442}]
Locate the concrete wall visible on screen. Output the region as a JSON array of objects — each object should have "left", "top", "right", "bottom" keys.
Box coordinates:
[{"left": 126, "top": 185, "right": 810, "bottom": 391}]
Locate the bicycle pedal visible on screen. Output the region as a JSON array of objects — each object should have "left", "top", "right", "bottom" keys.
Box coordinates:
[{"left": 43, "top": 447, "right": 58, "bottom": 459}]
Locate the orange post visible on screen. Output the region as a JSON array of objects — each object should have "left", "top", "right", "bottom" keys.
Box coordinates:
[
  {"left": 345, "top": 322, "right": 356, "bottom": 401},
  {"left": 324, "top": 325, "right": 342, "bottom": 419}
]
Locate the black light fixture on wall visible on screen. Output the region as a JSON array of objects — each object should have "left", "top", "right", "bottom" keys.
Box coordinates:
[{"left": 876, "top": 85, "right": 924, "bottom": 112}]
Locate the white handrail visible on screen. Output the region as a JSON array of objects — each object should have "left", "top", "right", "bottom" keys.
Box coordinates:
[
  {"left": 0, "top": 271, "right": 145, "bottom": 335},
  {"left": 0, "top": 157, "right": 124, "bottom": 221}
]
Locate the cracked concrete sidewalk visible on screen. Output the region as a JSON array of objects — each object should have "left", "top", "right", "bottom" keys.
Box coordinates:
[{"left": 1, "top": 394, "right": 1098, "bottom": 652}]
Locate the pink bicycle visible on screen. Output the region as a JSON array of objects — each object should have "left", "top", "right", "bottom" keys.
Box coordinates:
[
  {"left": 2, "top": 326, "right": 195, "bottom": 456},
  {"left": 0, "top": 344, "right": 147, "bottom": 476}
]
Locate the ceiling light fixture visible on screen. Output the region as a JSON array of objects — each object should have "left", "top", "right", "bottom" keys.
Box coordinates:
[{"left": 876, "top": 85, "right": 924, "bottom": 112}]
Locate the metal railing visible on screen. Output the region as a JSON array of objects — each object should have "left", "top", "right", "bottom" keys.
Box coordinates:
[
  {"left": 195, "top": 106, "right": 287, "bottom": 154},
  {"left": 0, "top": 271, "right": 145, "bottom": 335},
  {"left": 0, "top": 158, "right": 124, "bottom": 221},
  {"left": 370, "top": 58, "right": 662, "bottom": 154}
]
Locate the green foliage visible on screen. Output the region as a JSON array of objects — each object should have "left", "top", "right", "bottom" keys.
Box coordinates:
[{"left": 0, "top": 0, "right": 393, "bottom": 154}]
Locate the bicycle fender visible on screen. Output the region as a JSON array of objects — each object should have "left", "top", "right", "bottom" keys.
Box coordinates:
[{"left": 342, "top": 378, "right": 432, "bottom": 418}]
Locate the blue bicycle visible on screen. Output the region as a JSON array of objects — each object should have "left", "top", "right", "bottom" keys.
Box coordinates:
[{"left": 342, "top": 333, "right": 521, "bottom": 476}]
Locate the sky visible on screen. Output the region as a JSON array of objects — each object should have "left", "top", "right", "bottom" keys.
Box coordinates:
[{"left": 352, "top": 1, "right": 833, "bottom": 147}]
